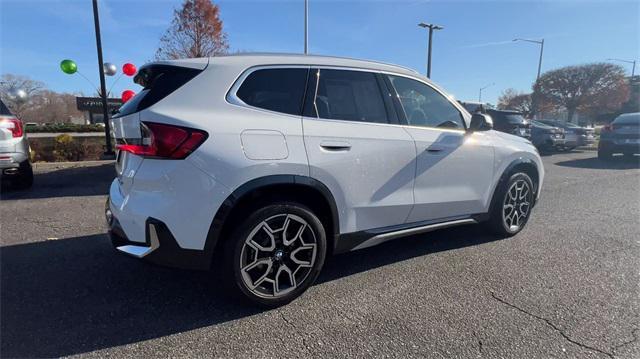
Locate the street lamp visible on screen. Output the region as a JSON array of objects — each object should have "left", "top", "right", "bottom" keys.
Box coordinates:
[
  {"left": 418, "top": 22, "right": 444, "bottom": 79},
  {"left": 304, "top": 0, "right": 308, "bottom": 54},
  {"left": 513, "top": 38, "right": 545, "bottom": 81},
  {"left": 92, "top": 0, "right": 114, "bottom": 156},
  {"left": 479, "top": 82, "right": 495, "bottom": 102},
  {"left": 607, "top": 58, "right": 636, "bottom": 77}
]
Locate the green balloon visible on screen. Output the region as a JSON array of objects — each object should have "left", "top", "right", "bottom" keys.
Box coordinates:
[{"left": 60, "top": 59, "right": 77, "bottom": 74}]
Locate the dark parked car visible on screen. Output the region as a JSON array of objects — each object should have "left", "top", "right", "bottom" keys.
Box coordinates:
[
  {"left": 530, "top": 120, "right": 565, "bottom": 151},
  {"left": 598, "top": 112, "right": 640, "bottom": 160},
  {"left": 486, "top": 109, "right": 531, "bottom": 139},
  {"left": 538, "top": 119, "right": 595, "bottom": 150},
  {"left": 459, "top": 101, "right": 492, "bottom": 114}
]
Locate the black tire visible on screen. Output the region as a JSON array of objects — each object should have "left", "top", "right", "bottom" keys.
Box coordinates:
[
  {"left": 598, "top": 148, "right": 613, "bottom": 161},
  {"left": 13, "top": 160, "right": 33, "bottom": 189},
  {"left": 223, "top": 202, "right": 327, "bottom": 307},
  {"left": 487, "top": 172, "right": 535, "bottom": 237}
]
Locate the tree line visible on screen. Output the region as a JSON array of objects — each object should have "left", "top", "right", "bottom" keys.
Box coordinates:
[{"left": 498, "top": 63, "right": 636, "bottom": 124}]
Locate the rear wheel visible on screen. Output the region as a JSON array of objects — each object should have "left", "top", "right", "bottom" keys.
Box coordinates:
[
  {"left": 488, "top": 172, "right": 535, "bottom": 237},
  {"left": 598, "top": 148, "right": 613, "bottom": 161},
  {"left": 14, "top": 160, "right": 33, "bottom": 189},
  {"left": 223, "top": 202, "right": 327, "bottom": 307}
]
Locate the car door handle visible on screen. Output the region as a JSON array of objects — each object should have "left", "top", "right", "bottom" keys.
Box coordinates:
[
  {"left": 425, "top": 146, "right": 444, "bottom": 153},
  {"left": 320, "top": 141, "right": 352, "bottom": 152}
]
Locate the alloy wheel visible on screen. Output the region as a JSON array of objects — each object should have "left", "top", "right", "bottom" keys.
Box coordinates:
[
  {"left": 239, "top": 213, "right": 318, "bottom": 298},
  {"left": 502, "top": 179, "right": 533, "bottom": 232}
]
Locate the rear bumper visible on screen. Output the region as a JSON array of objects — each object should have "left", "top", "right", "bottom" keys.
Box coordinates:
[
  {"left": 599, "top": 140, "right": 640, "bottom": 154},
  {"left": 106, "top": 198, "right": 213, "bottom": 270},
  {"left": 534, "top": 135, "right": 565, "bottom": 149},
  {"left": 578, "top": 135, "right": 596, "bottom": 146},
  {"left": 0, "top": 152, "right": 28, "bottom": 170}
]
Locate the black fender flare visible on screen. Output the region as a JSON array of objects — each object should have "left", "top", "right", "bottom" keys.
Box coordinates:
[
  {"left": 201, "top": 175, "right": 340, "bottom": 267},
  {"left": 488, "top": 158, "right": 540, "bottom": 216}
]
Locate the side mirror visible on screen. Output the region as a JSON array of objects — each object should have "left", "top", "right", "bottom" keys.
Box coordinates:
[{"left": 469, "top": 113, "right": 493, "bottom": 132}]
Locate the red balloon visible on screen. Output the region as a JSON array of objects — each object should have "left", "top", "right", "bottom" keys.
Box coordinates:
[
  {"left": 122, "top": 63, "right": 137, "bottom": 76},
  {"left": 121, "top": 90, "right": 135, "bottom": 103}
]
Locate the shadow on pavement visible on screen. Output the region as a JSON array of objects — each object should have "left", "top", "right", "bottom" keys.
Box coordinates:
[
  {"left": 0, "top": 163, "right": 113, "bottom": 200},
  {"left": 0, "top": 225, "right": 498, "bottom": 357},
  {"left": 555, "top": 155, "right": 640, "bottom": 170}
]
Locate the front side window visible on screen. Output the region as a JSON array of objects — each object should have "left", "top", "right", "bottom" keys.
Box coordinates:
[
  {"left": 306, "top": 69, "right": 389, "bottom": 124},
  {"left": 236, "top": 68, "right": 308, "bottom": 116},
  {"left": 388, "top": 75, "right": 464, "bottom": 130}
]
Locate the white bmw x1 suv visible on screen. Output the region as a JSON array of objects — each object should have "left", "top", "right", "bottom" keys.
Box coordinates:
[{"left": 107, "top": 54, "right": 543, "bottom": 306}]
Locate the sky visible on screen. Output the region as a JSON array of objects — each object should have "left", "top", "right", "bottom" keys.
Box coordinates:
[{"left": 0, "top": 0, "right": 638, "bottom": 105}]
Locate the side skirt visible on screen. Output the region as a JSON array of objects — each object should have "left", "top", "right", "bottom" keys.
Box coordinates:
[{"left": 335, "top": 215, "right": 483, "bottom": 253}]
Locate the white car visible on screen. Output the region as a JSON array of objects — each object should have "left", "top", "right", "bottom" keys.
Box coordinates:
[{"left": 107, "top": 54, "right": 544, "bottom": 306}]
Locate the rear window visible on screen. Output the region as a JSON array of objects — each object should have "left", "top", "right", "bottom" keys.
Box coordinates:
[
  {"left": 0, "top": 99, "right": 12, "bottom": 116},
  {"left": 613, "top": 113, "right": 640, "bottom": 125},
  {"left": 489, "top": 111, "right": 527, "bottom": 124},
  {"left": 236, "top": 68, "right": 308, "bottom": 116},
  {"left": 115, "top": 65, "right": 202, "bottom": 118}
]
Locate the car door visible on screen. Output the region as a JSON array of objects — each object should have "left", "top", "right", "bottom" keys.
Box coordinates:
[
  {"left": 385, "top": 74, "right": 495, "bottom": 222},
  {"left": 302, "top": 68, "right": 416, "bottom": 234}
]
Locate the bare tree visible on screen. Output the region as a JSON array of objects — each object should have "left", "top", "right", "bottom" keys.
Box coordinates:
[
  {"left": 0, "top": 74, "right": 44, "bottom": 118},
  {"left": 533, "top": 63, "right": 630, "bottom": 123},
  {"left": 155, "top": 0, "right": 229, "bottom": 60}
]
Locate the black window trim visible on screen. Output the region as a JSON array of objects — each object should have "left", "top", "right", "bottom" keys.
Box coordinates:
[
  {"left": 383, "top": 73, "right": 468, "bottom": 132},
  {"left": 226, "top": 64, "right": 469, "bottom": 130},
  {"left": 226, "top": 65, "right": 312, "bottom": 118}
]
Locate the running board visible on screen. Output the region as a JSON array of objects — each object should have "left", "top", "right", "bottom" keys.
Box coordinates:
[
  {"left": 116, "top": 223, "right": 160, "bottom": 258},
  {"left": 351, "top": 218, "right": 477, "bottom": 251}
]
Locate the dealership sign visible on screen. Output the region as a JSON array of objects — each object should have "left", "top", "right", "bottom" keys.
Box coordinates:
[{"left": 76, "top": 97, "right": 123, "bottom": 113}]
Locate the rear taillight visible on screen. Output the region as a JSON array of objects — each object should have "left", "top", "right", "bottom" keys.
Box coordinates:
[
  {"left": 601, "top": 124, "right": 614, "bottom": 133},
  {"left": 0, "top": 117, "right": 24, "bottom": 138},
  {"left": 116, "top": 122, "right": 207, "bottom": 159}
]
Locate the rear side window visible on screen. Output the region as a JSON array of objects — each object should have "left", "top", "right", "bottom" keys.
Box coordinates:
[
  {"left": 236, "top": 68, "right": 308, "bottom": 116},
  {"left": 388, "top": 75, "right": 464, "bottom": 130},
  {"left": 305, "top": 69, "right": 389, "bottom": 124},
  {"left": 115, "top": 65, "right": 202, "bottom": 118}
]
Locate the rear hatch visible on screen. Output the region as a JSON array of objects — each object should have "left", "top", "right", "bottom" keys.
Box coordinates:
[
  {"left": 612, "top": 114, "right": 640, "bottom": 143},
  {"left": 110, "top": 60, "right": 207, "bottom": 188}
]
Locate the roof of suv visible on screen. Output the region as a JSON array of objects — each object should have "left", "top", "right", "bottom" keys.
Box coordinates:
[{"left": 157, "top": 53, "right": 423, "bottom": 79}]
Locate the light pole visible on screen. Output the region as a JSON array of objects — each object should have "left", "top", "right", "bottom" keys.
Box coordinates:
[
  {"left": 418, "top": 22, "right": 444, "bottom": 78},
  {"left": 304, "top": 0, "right": 308, "bottom": 54},
  {"left": 479, "top": 82, "right": 495, "bottom": 102},
  {"left": 92, "top": 0, "right": 114, "bottom": 156},
  {"left": 513, "top": 38, "right": 545, "bottom": 81},
  {"left": 607, "top": 58, "right": 636, "bottom": 77}
]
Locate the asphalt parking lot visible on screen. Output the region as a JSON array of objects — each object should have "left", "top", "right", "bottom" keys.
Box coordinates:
[{"left": 1, "top": 151, "right": 639, "bottom": 358}]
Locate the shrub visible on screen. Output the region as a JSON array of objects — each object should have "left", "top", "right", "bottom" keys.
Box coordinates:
[
  {"left": 25, "top": 123, "right": 105, "bottom": 133},
  {"left": 53, "top": 134, "right": 84, "bottom": 161}
]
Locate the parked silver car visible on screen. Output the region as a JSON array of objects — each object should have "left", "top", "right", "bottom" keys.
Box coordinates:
[
  {"left": 0, "top": 99, "right": 33, "bottom": 188},
  {"left": 538, "top": 119, "right": 595, "bottom": 150}
]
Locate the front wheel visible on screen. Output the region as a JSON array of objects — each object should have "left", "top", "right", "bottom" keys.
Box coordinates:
[
  {"left": 224, "top": 203, "right": 327, "bottom": 307},
  {"left": 488, "top": 172, "right": 535, "bottom": 237}
]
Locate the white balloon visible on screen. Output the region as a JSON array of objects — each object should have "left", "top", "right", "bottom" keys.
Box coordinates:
[
  {"left": 9, "top": 88, "right": 28, "bottom": 102},
  {"left": 103, "top": 62, "right": 117, "bottom": 76}
]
